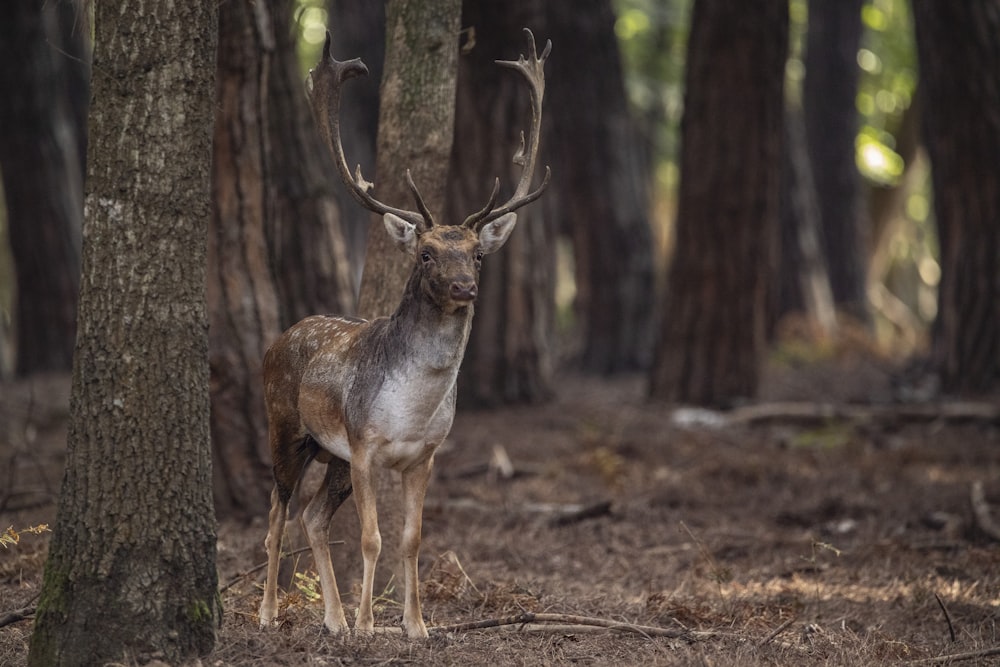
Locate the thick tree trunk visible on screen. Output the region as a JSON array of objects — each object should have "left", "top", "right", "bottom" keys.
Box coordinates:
[
  {"left": 450, "top": 0, "right": 556, "bottom": 405},
  {"left": 912, "top": 0, "right": 1000, "bottom": 394},
  {"left": 210, "top": 0, "right": 282, "bottom": 520},
  {"left": 649, "top": 0, "right": 788, "bottom": 406},
  {"left": 266, "top": 0, "right": 355, "bottom": 325},
  {"left": 544, "top": 0, "right": 655, "bottom": 373},
  {"left": 0, "top": 0, "right": 87, "bottom": 376},
  {"left": 28, "top": 2, "right": 219, "bottom": 664},
  {"left": 803, "top": 0, "right": 868, "bottom": 321}
]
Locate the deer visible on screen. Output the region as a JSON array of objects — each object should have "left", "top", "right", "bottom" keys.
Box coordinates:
[{"left": 257, "top": 28, "right": 551, "bottom": 639}]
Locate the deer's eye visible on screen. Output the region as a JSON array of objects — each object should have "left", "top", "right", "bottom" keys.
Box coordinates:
[
  {"left": 420, "top": 249, "right": 433, "bottom": 264},
  {"left": 474, "top": 249, "right": 484, "bottom": 263}
]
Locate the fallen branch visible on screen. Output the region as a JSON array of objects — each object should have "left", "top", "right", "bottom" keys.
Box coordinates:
[
  {"left": 0, "top": 606, "right": 35, "bottom": 629},
  {"left": 431, "top": 612, "right": 698, "bottom": 639},
  {"left": 759, "top": 617, "right": 795, "bottom": 646},
  {"left": 970, "top": 481, "right": 1000, "bottom": 542},
  {"left": 723, "top": 401, "right": 1000, "bottom": 426},
  {"left": 908, "top": 645, "right": 1000, "bottom": 665}
]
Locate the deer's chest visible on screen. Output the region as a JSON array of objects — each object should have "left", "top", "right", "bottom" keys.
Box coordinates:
[{"left": 363, "top": 365, "right": 458, "bottom": 470}]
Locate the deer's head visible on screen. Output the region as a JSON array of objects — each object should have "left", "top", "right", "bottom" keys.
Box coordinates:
[{"left": 308, "top": 29, "right": 550, "bottom": 313}]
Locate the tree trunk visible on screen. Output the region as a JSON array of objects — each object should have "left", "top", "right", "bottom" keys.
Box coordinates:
[
  {"left": 28, "top": 2, "right": 219, "bottom": 664},
  {"left": 450, "top": 0, "right": 556, "bottom": 405},
  {"left": 356, "top": 0, "right": 462, "bottom": 319},
  {"left": 912, "top": 0, "right": 1000, "bottom": 395},
  {"left": 210, "top": 0, "right": 282, "bottom": 520},
  {"left": 0, "top": 0, "right": 87, "bottom": 376},
  {"left": 266, "top": 0, "right": 355, "bottom": 325},
  {"left": 803, "top": 0, "right": 868, "bottom": 321},
  {"left": 649, "top": 0, "right": 788, "bottom": 406},
  {"left": 544, "top": 0, "right": 655, "bottom": 373},
  {"left": 328, "top": 0, "right": 385, "bottom": 277},
  {"left": 775, "top": 100, "right": 836, "bottom": 335},
  {"left": 329, "top": 0, "right": 462, "bottom": 596}
]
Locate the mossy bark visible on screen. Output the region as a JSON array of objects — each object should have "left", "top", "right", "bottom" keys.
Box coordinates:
[{"left": 28, "top": 1, "right": 220, "bottom": 664}]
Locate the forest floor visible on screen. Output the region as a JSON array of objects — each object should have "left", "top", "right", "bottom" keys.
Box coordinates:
[{"left": 1, "top": 340, "right": 999, "bottom": 666}]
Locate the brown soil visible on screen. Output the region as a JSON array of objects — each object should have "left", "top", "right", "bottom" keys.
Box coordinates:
[{"left": 2, "top": 355, "right": 999, "bottom": 666}]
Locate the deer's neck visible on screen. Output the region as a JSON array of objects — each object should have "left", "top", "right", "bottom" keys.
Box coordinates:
[{"left": 387, "top": 269, "right": 473, "bottom": 373}]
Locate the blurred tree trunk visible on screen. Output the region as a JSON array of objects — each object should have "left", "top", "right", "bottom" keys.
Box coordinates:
[
  {"left": 803, "top": 0, "right": 868, "bottom": 321},
  {"left": 912, "top": 0, "right": 1000, "bottom": 395},
  {"left": 0, "top": 0, "right": 87, "bottom": 376},
  {"left": 28, "top": 1, "right": 219, "bottom": 664},
  {"left": 649, "top": 0, "right": 788, "bottom": 405},
  {"left": 775, "top": 101, "right": 836, "bottom": 335},
  {"left": 266, "top": 0, "right": 355, "bottom": 324},
  {"left": 328, "top": 0, "right": 385, "bottom": 278},
  {"left": 210, "top": 0, "right": 282, "bottom": 520},
  {"left": 450, "top": 0, "right": 555, "bottom": 405},
  {"left": 544, "top": 0, "right": 655, "bottom": 373}
]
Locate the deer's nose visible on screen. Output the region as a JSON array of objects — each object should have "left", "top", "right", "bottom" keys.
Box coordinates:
[{"left": 450, "top": 280, "right": 478, "bottom": 302}]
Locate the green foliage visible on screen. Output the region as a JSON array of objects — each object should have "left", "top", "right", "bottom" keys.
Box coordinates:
[{"left": 857, "top": 0, "right": 917, "bottom": 185}]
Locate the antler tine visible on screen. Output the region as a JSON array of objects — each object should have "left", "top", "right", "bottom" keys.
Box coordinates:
[
  {"left": 461, "top": 178, "right": 501, "bottom": 228},
  {"left": 308, "top": 31, "right": 430, "bottom": 231},
  {"left": 466, "top": 28, "right": 552, "bottom": 230},
  {"left": 405, "top": 170, "right": 435, "bottom": 228}
]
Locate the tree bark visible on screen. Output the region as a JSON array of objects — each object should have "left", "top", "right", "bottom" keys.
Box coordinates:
[
  {"left": 28, "top": 2, "right": 219, "bottom": 664},
  {"left": 209, "top": 0, "right": 283, "bottom": 520},
  {"left": 266, "top": 0, "right": 355, "bottom": 325},
  {"left": 911, "top": 0, "right": 1000, "bottom": 395},
  {"left": 356, "top": 0, "right": 462, "bottom": 319},
  {"left": 803, "top": 0, "right": 868, "bottom": 321},
  {"left": 450, "top": 0, "right": 556, "bottom": 405},
  {"left": 329, "top": 0, "right": 462, "bottom": 595},
  {"left": 649, "top": 0, "right": 788, "bottom": 406},
  {"left": 0, "top": 0, "right": 87, "bottom": 376},
  {"left": 544, "top": 0, "right": 655, "bottom": 373},
  {"left": 328, "top": 0, "right": 385, "bottom": 276}
]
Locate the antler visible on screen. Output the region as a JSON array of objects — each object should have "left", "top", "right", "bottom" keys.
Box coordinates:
[
  {"left": 308, "top": 31, "right": 434, "bottom": 231},
  {"left": 464, "top": 28, "right": 552, "bottom": 231}
]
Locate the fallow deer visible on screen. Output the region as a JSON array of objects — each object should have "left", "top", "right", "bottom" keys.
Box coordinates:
[{"left": 257, "top": 29, "right": 551, "bottom": 638}]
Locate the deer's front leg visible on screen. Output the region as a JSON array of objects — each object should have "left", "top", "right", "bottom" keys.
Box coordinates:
[
  {"left": 400, "top": 456, "right": 434, "bottom": 638},
  {"left": 351, "top": 451, "right": 380, "bottom": 634}
]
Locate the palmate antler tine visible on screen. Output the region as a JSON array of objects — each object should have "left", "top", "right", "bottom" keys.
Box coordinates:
[
  {"left": 465, "top": 28, "right": 551, "bottom": 230},
  {"left": 308, "top": 31, "right": 431, "bottom": 231}
]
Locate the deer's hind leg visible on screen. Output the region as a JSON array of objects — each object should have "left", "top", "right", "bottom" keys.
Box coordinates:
[
  {"left": 259, "top": 428, "right": 317, "bottom": 629},
  {"left": 301, "top": 455, "right": 353, "bottom": 633}
]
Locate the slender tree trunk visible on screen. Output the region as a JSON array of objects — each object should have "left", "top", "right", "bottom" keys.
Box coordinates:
[
  {"left": 545, "top": 0, "right": 655, "bottom": 373},
  {"left": 912, "top": 0, "right": 1000, "bottom": 394},
  {"left": 649, "top": 0, "right": 788, "bottom": 406},
  {"left": 210, "top": 0, "right": 282, "bottom": 520},
  {"left": 803, "top": 0, "right": 868, "bottom": 321},
  {"left": 0, "top": 0, "right": 87, "bottom": 376},
  {"left": 28, "top": 2, "right": 219, "bottom": 664},
  {"left": 450, "top": 0, "right": 555, "bottom": 405},
  {"left": 266, "top": 0, "right": 355, "bottom": 325}
]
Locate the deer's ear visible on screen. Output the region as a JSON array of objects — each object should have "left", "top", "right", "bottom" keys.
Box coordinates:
[
  {"left": 383, "top": 213, "right": 418, "bottom": 255},
  {"left": 479, "top": 212, "right": 517, "bottom": 254}
]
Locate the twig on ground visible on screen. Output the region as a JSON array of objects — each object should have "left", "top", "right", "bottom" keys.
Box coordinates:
[
  {"left": 970, "top": 481, "right": 1000, "bottom": 542},
  {"left": 220, "top": 541, "right": 344, "bottom": 592},
  {"left": 759, "top": 617, "right": 795, "bottom": 646},
  {"left": 549, "top": 500, "right": 612, "bottom": 526},
  {"left": 908, "top": 645, "right": 1000, "bottom": 665},
  {"left": 431, "top": 612, "right": 698, "bottom": 639}
]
